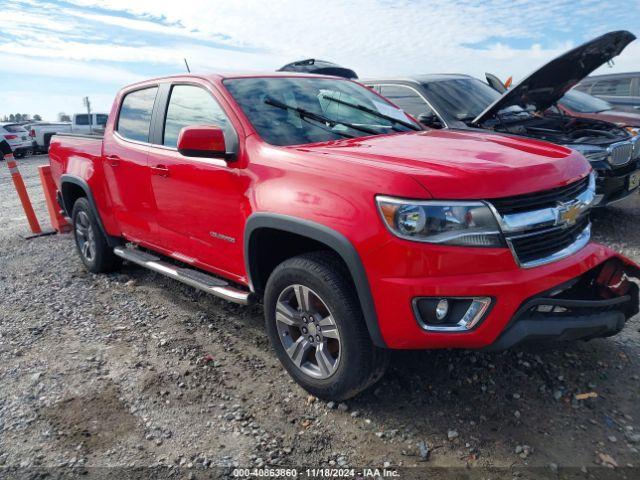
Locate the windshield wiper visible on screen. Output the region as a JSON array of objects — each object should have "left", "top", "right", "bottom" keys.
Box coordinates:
[
  {"left": 264, "top": 97, "right": 380, "bottom": 136},
  {"left": 319, "top": 96, "right": 421, "bottom": 131}
]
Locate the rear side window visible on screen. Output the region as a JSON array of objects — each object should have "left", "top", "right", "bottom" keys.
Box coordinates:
[
  {"left": 117, "top": 87, "right": 159, "bottom": 142},
  {"left": 3, "top": 124, "right": 27, "bottom": 133},
  {"left": 591, "top": 78, "right": 632, "bottom": 97},
  {"left": 96, "top": 114, "right": 108, "bottom": 126},
  {"left": 75, "top": 114, "right": 89, "bottom": 125},
  {"left": 379, "top": 85, "right": 434, "bottom": 117},
  {"left": 163, "top": 85, "right": 231, "bottom": 148}
]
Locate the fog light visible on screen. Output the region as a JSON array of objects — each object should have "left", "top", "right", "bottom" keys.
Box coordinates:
[
  {"left": 435, "top": 299, "right": 449, "bottom": 320},
  {"left": 414, "top": 297, "right": 492, "bottom": 332}
]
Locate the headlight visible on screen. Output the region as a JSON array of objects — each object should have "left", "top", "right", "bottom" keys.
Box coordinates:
[
  {"left": 376, "top": 197, "right": 505, "bottom": 247},
  {"left": 625, "top": 126, "right": 640, "bottom": 136},
  {"left": 633, "top": 135, "right": 640, "bottom": 160}
]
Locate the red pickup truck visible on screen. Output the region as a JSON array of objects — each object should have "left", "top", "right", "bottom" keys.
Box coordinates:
[{"left": 49, "top": 73, "right": 640, "bottom": 400}]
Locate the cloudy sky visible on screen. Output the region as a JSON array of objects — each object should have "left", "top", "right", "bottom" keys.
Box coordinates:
[{"left": 1, "top": 0, "right": 639, "bottom": 120}]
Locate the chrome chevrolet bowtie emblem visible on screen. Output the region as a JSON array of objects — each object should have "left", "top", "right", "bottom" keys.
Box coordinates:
[{"left": 559, "top": 203, "right": 581, "bottom": 225}]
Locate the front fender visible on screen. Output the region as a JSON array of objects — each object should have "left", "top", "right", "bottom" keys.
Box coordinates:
[{"left": 244, "top": 213, "right": 387, "bottom": 348}]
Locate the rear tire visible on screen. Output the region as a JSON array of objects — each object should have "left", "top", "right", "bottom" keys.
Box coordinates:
[
  {"left": 264, "top": 252, "right": 388, "bottom": 401},
  {"left": 72, "top": 197, "right": 121, "bottom": 273}
]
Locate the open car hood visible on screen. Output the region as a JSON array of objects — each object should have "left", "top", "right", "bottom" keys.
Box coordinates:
[{"left": 473, "top": 31, "right": 636, "bottom": 126}]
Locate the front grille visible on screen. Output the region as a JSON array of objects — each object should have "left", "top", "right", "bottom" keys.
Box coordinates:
[
  {"left": 490, "top": 176, "right": 590, "bottom": 215},
  {"left": 609, "top": 142, "right": 633, "bottom": 166},
  {"left": 508, "top": 216, "right": 590, "bottom": 265}
]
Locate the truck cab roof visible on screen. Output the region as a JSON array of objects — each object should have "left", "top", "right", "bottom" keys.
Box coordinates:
[{"left": 124, "top": 71, "right": 350, "bottom": 89}]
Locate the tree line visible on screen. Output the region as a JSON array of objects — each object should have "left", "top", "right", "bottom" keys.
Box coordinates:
[
  {"left": 1, "top": 113, "right": 42, "bottom": 122},
  {"left": 1, "top": 113, "right": 72, "bottom": 122}
]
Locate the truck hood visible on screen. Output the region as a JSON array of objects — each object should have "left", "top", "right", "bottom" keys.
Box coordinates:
[
  {"left": 473, "top": 31, "right": 636, "bottom": 126},
  {"left": 295, "top": 130, "right": 591, "bottom": 199}
]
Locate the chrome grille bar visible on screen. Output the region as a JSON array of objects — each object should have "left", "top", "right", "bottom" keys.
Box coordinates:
[
  {"left": 608, "top": 141, "right": 634, "bottom": 167},
  {"left": 488, "top": 172, "right": 596, "bottom": 268}
]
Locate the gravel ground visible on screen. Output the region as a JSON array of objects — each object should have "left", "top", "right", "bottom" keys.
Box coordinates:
[{"left": 1, "top": 155, "right": 639, "bottom": 478}]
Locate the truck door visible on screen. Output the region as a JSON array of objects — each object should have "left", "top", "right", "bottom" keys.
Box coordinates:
[
  {"left": 102, "top": 86, "right": 158, "bottom": 244},
  {"left": 147, "top": 83, "right": 245, "bottom": 278}
]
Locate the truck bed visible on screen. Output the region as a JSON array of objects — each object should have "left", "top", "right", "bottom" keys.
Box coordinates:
[{"left": 48, "top": 132, "right": 104, "bottom": 187}]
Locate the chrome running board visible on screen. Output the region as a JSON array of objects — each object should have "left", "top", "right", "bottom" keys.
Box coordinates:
[{"left": 113, "top": 246, "right": 253, "bottom": 305}]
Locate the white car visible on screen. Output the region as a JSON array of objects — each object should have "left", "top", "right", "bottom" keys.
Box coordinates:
[
  {"left": 24, "top": 122, "right": 72, "bottom": 153},
  {"left": 1, "top": 123, "right": 33, "bottom": 158}
]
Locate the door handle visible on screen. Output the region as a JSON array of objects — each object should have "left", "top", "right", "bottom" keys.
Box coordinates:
[
  {"left": 151, "top": 164, "right": 170, "bottom": 177},
  {"left": 105, "top": 154, "right": 120, "bottom": 167}
]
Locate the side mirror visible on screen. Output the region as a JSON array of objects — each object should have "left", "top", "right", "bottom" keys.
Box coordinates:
[
  {"left": 417, "top": 112, "right": 443, "bottom": 129},
  {"left": 177, "top": 125, "right": 228, "bottom": 159}
]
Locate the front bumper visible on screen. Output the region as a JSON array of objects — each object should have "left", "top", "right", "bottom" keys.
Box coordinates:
[
  {"left": 486, "top": 265, "right": 639, "bottom": 350},
  {"left": 593, "top": 159, "right": 640, "bottom": 205},
  {"left": 366, "top": 241, "right": 640, "bottom": 349}
]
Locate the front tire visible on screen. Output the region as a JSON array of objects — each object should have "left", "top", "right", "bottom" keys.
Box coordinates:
[
  {"left": 264, "top": 252, "right": 388, "bottom": 401},
  {"left": 72, "top": 197, "right": 121, "bottom": 273}
]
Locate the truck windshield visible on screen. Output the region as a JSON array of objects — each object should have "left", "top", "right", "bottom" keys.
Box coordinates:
[
  {"left": 224, "top": 77, "right": 420, "bottom": 146},
  {"left": 422, "top": 78, "right": 526, "bottom": 122}
]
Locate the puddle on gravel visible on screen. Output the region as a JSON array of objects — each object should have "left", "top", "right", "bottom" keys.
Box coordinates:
[{"left": 42, "top": 383, "right": 139, "bottom": 450}]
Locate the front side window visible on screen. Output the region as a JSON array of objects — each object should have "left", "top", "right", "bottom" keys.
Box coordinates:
[
  {"left": 379, "top": 85, "right": 433, "bottom": 117},
  {"left": 75, "top": 114, "right": 89, "bottom": 126},
  {"left": 163, "top": 85, "right": 232, "bottom": 148},
  {"left": 96, "top": 114, "right": 108, "bottom": 126},
  {"left": 224, "top": 77, "right": 419, "bottom": 146},
  {"left": 117, "top": 87, "right": 158, "bottom": 142}
]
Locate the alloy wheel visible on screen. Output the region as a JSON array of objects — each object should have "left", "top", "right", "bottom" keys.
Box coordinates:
[
  {"left": 275, "top": 284, "right": 341, "bottom": 379},
  {"left": 75, "top": 211, "right": 96, "bottom": 262}
]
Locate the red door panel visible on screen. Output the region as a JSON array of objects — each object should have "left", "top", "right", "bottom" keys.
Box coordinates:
[
  {"left": 148, "top": 146, "right": 246, "bottom": 280},
  {"left": 102, "top": 135, "right": 154, "bottom": 243}
]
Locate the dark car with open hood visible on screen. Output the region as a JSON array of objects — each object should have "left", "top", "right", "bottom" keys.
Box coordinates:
[{"left": 364, "top": 31, "right": 640, "bottom": 206}]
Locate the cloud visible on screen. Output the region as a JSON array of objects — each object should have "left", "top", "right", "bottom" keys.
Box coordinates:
[
  {"left": 0, "top": 89, "right": 114, "bottom": 120},
  {"left": 1, "top": 0, "right": 639, "bottom": 119},
  {"left": 0, "top": 53, "right": 144, "bottom": 84}
]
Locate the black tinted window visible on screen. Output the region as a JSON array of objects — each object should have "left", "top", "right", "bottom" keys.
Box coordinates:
[
  {"left": 163, "top": 85, "right": 231, "bottom": 148},
  {"left": 379, "top": 85, "right": 432, "bottom": 117},
  {"left": 75, "top": 114, "right": 89, "bottom": 126},
  {"left": 591, "top": 79, "right": 632, "bottom": 96},
  {"left": 96, "top": 114, "right": 108, "bottom": 126},
  {"left": 117, "top": 87, "right": 158, "bottom": 142},
  {"left": 421, "top": 78, "right": 502, "bottom": 121}
]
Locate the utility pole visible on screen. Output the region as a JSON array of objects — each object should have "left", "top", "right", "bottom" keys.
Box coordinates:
[{"left": 83, "top": 96, "right": 92, "bottom": 132}]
